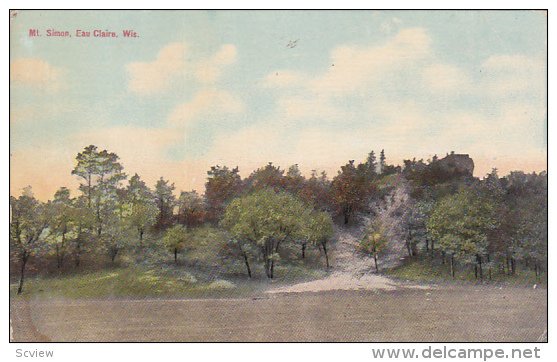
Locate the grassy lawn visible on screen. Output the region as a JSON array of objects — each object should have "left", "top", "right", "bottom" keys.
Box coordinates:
[
  {"left": 385, "top": 256, "right": 546, "bottom": 287},
  {"left": 10, "top": 267, "right": 262, "bottom": 299},
  {"left": 10, "top": 259, "right": 328, "bottom": 299}
]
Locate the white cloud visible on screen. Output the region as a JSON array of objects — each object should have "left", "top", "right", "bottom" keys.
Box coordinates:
[
  {"left": 480, "top": 54, "right": 545, "bottom": 97},
  {"left": 422, "top": 63, "right": 471, "bottom": 93},
  {"left": 168, "top": 89, "right": 244, "bottom": 127},
  {"left": 126, "top": 42, "right": 188, "bottom": 95},
  {"left": 309, "top": 28, "right": 432, "bottom": 95},
  {"left": 126, "top": 42, "right": 238, "bottom": 95},
  {"left": 196, "top": 44, "right": 237, "bottom": 83},
  {"left": 10, "top": 58, "right": 64, "bottom": 91}
]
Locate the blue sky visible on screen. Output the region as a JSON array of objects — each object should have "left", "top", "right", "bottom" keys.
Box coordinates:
[{"left": 10, "top": 10, "right": 547, "bottom": 199}]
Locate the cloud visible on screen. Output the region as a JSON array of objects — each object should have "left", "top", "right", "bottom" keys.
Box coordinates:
[
  {"left": 480, "top": 54, "right": 545, "bottom": 97},
  {"left": 10, "top": 58, "right": 64, "bottom": 91},
  {"left": 422, "top": 63, "right": 471, "bottom": 93},
  {"left": 196, "top": 44, "right": 237, "bottom": 83},
  {"left": 263, "top": 70, "right": 308, "bottom": 88},
  {"left": 309, "top": 28, "right": 432, "bottom": 95},
  {"left": 126, "top": 42, "right": 188, "bottom": 95},
  {"left": 168, "top": 89, "right": 244, "bottom": 127},
  {"left": 126, "top": 42, "right": 238, "bottom": 95},
  {"left": 380, "top": 16, "right": 403, "bottom": 34}
]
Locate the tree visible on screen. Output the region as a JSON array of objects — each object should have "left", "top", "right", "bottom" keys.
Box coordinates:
[
  {"left": 221, "top": 189, "right": 312, "bottom": 278},
  {"left": 366, "top": 150, "right": 377, "bottom": 175},
  {"left": 501, "top": 171, "right": 547, "bottom": 276},
  {"left": 379, "top": 149, "right": 386, "bottom": 174},
  {"left": 176, "top": 190, "right": 206, "bottom": 227},
  {"left": 360, "top": 222, "right": 388, "bottom": 272},
  {"left": 47, "top": 187, "right": 75, "bottom": 269},
  {"left": 399, "top": 199, "right": 432, "bottom": 257},
  {"left": 283, "top": 164, "right": 306, "bottom": 195},
  {"left": 163, "top": 225, "right": 192, "bottom": 264},
  {"left": 247, "top": 162, "right": 285, "bottom": 191},
  {"left": 299, "top": 170, "right": 331, "bottom": 211},
  {"left": 71, "top": 145, "right": 126, "bottom": 236},
  {"left": 331, "top": 160, "right": 374, "bottom": 224},
  {"left": 10, "top": 187, "right": 50, "bottom": 294},
  {"left": 205, "top": 165, "right": 243, "bottom": 221},
  {"left": 223, "top": 237, "right": 258, "bottom": 278},
  {"left": 302, "top": 211, "right": 334, "bottom": 268},
  {"left": 71, "top": 145, "right": 99, "bottom": 209},
  {"left": 427, "top": 188, "right": 498, "bottom": 279},
  {"left": 100, "top": 213, "right": 129, "bottom": 263},
  {"left": 71, "top": 196, "right": 95, "bottom": 268},
  {"left": 154, "top": 177, "right": 176, "bottom": 230},
  {"left": 125, "top": 174, "right": 157, "bottom": 246},
  {"left": 127, "top": 203, "right": 157, "bottom": 246}
]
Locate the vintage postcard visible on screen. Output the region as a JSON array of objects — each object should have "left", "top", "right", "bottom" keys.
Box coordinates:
[{"left": 9, "top": 10, "right": 547, "bottom": 343}]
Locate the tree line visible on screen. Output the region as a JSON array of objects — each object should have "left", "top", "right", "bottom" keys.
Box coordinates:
[{"left": 10, "top": 145, "right": 547, "bottom": 294}]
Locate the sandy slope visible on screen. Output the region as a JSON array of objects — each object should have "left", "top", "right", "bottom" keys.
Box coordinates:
[{"left": 268, "top": 223, "right": 429, "bottom": 294}]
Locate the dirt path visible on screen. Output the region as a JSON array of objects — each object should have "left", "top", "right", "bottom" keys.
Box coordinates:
[{"left": 268, "top": 225, "right": 424, "bottom": 294}]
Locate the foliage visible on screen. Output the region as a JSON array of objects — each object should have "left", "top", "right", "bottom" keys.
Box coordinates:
[
  {"left": 205, "top": 165, "right": 243, "bottom": 220},
  {"left": 163, "top": 225, "right": 192, "bottom": 263},
  {"left": 10, "top": 187, "right": 51, "bottom": 293},
  {"left": 360, "top": 222, "right": 388, "bottom": 272},
  {"left": 331, "top": 160, "right": 375, "bottom": 224},
  {"left": 176, "top": 190, "right": 206, "bottom": 227},
  {"left": 154, "top": 177, "right": 176, "bottom": 230},
  {"left": 427, "top": 187, "right": 498, "bottom": 277},
  {"left": 221, "top": 189, "right": 326, "bottom": 278}
]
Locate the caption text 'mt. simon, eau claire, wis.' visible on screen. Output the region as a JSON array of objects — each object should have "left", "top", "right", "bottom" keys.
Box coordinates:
[{"left": 28, "top": 28, "right": 139, "bottom": 38}]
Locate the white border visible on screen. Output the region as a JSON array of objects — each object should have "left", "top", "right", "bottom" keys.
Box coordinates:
[{"left": 2, "top": 1, "right": 554, "bottom": 361}]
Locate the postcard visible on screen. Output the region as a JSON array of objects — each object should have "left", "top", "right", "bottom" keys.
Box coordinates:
[{"left": 9, "top": 10, "right": 547, "bottom": 343}]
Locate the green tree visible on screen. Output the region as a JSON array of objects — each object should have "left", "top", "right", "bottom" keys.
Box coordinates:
[
  {"left": 366, "top": 150, "right": 377, "bottom": 175},
  {"left": 71, "top": 196, "right": 96, "bottom": 268},
  {"left": 302, "top": 211, "right": 334, "bottom": 268},
  {"left": 427, "top": 188, "right": 498, "bottom": 279},
  {"left": 154, "top": 177, "right": 176, "bottom": 230},
  {"left": 47, "top": 187, "right": 75, "bottom": 269},
  {"left": 221, "top": 189, "right": 311, "bottom": 278},
  {"left": 360, "top": 223, "right": 388, "bottom": 272},
  {"left": 71, "top": 145, "right": 126, "bottom": 236},
  {"left": 379, "top": 149, "right": 386, "bottom": 174},
  {"left": 247, "top": 162, "right": 285, "bottom": 191},
  {"left": 163, "top": 225, "right": 192, "bottom": 264},
  {"left": 10, "top": 187, "right": 50, "bottom": 294},
  {"left": 125, "top": 174, "right": 157, "bottom": 246},
  {"left": 100, "top": 212, "right": 129, "bottom": 263}
]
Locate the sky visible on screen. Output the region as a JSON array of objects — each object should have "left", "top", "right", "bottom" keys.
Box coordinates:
[{"left": 10, "top": 10, "right": 547, "bottom": 200}]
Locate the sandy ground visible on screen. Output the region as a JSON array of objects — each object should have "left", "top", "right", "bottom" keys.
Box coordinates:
[
  {"left": 267, "top": 224, "right": 427, "bottom": 294},
  {"left": 10, "top": 286, "right": 546, "bottom": 342}
]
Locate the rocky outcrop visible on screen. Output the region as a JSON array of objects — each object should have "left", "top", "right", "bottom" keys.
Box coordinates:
[{"left": 438, "top": 153, "right": 474, "bottom": 176}]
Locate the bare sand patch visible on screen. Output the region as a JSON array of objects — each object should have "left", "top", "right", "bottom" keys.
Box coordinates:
[{"left": 267, "top": 272, "right": 431, "bottom": 294}]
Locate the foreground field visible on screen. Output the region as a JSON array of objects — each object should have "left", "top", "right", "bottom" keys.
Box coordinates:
[{"left": 10, "top": 285, "right": 546, "bottom": 342}]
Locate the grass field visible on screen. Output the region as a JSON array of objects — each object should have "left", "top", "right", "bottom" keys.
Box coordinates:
[
  {"left": 10, "top": 263, "right": 327, "bottom": 299},
  {"left": 386, "top": 256, "right": 546, "bottom": 287}
]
